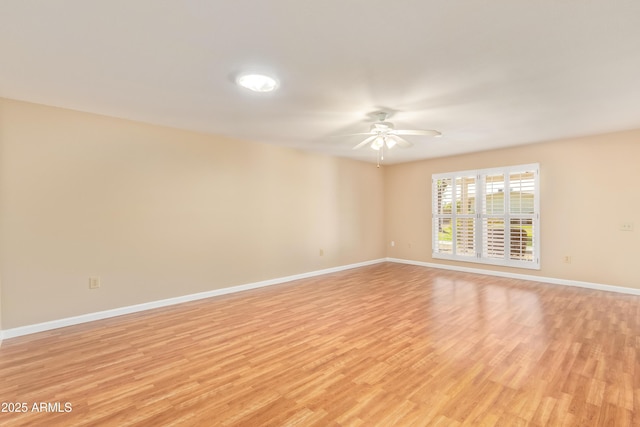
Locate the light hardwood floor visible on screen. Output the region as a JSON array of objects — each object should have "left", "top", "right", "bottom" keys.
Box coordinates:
[{"left": 1, "top": 263, "right": 640, "bottom": 426}]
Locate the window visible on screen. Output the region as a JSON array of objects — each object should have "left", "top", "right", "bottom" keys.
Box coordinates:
[{"left": 432, "top": 164, "right": 539, "bottom": 269}]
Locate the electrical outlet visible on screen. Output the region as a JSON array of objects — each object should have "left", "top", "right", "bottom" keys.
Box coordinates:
[
  {"left": 562, "top": 256, "right": 571, "bottom": 264},
  {"left": 620, "top": 222, "right": 634, "bottom": 231},
  {"left": 89, "top": 277, "right": 101, "bottom": 289},
  {"left": 390, "top": 241, "right": 395, "bottom": 247},
  {"left": 319, "top": 249, "right": 324, "bottom": 256}
]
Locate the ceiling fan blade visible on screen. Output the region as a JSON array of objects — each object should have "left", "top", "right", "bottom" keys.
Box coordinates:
[
  {"left": 393, "top": 129, "right": 442, "bottom": 137},
  {"left": 388, "top": 134, "right": 413, "bottom": 148},
  {"left": 352, "top": 135, "right": 378, "bottom": 150},
  {"left": 339, "top": 132, "right": 376, "bottom": 137}
]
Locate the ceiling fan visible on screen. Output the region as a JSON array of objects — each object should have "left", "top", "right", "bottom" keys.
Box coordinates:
[{"left": 351, "top": 112, "right": 441, "bottom": 151}]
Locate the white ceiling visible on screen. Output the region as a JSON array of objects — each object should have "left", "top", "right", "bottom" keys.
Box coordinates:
[{"left": 2, "top": 1, "right": 640, "bottom": 164}]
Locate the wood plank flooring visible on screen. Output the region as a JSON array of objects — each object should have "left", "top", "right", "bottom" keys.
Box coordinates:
[{"left": 2, "top": 262, "right": 640, "bottom": 426}]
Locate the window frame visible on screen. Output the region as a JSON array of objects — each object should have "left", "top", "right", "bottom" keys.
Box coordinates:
[{"left": 432, "top": 163, "right": 540, "bottom": 270}]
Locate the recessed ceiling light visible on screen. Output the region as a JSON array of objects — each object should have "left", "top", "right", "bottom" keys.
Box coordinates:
[{"left": 236, "top": 73, "right": 278, "bottom": 92}]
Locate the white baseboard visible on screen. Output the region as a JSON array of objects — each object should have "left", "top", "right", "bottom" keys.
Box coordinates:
[
  {"left": 4, "top": 257, "right": 637, "bottom": 341},
  {"left": 386, "top": 257, "right": 640, "bottom": 296},
  {"left": 0, "top": 259, "right": 386, "bottom": 340}
]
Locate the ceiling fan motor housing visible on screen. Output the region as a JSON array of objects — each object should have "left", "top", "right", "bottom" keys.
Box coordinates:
[{"left": 371, "top": 122, "right": 394, "bottom": 132}]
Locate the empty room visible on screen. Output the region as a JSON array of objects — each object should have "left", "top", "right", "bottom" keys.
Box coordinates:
[{"left": 1, "top": 1, "right": 640, "bottom": 426}]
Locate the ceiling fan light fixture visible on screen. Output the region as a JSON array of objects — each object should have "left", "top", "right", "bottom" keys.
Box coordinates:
[
  {"left": 236, "top": 73, "right": 278, "bottom": 92},
  {"left": 371, "top": 136, "right": 384, "bottom": 150},
  {"left": 385, "top": 137, "right": 397, "bottom": 149}
]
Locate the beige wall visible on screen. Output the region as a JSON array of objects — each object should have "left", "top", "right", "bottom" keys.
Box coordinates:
[
  {"left": 0, "top": 276, "right": 3, "bottom": 337},
  {"left": 0, "top": 99, "right": 4, "bottom": 335},
  {"left": 385, "top": 129, "right": 640, "bottom": 289},
  {"left": 3, "top": 96, "right": 639, "bottom": 331},
  {"left": 0, "top": 98, "right": 385, "bottom": 329}
]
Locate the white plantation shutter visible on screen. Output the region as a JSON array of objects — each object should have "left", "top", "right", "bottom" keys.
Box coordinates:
[
  {"left": 506, "top": 170, "right": 537, "bottom": 263},
  {"left": 454, "top": 175, "right": 476, "bottom": 257},
  {"left": 482, "top": 173, "right": 505, "bottom": 260},
  {"left": 433, "top": 178, "right": 453, "bottom": 254},
  {"left": 432, "top": 164, "right": 539, "bottom": 269}
]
